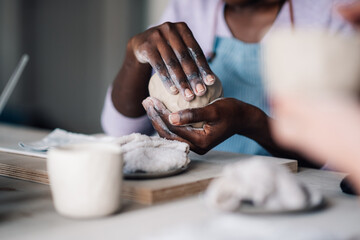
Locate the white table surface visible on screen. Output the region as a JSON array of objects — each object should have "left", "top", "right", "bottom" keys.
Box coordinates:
[{"left": 0, "top": 123, "right": 359, "bottom": 240}]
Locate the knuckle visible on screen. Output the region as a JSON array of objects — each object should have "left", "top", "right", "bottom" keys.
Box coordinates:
[
  {"left": 185, "top": 110, "right": 197, "bottom": 122},
  {"left": 208, "top": 107, "right": 220, "bottom": 121},
  {"left": 176, "top": 22, "right": 189, "bottom": 31},
  {"left": 190, "top": 47, "right": 203, "bottom": 58},
  {"left": 186, "top": 72, "right": 200, "bottom": 82},
  {"left": 182, "top": 110, "right": 194, "bottom": 122},
  {"left": 161, "top": 21, "right": 174, "bottom": 31},
  {"left": 178, "top": 50, "right": 192, "bottom": 63},
  {"left": 177, "top": 22, "right": 194, "bottom": 38},
  {"left": 138, "top": 41, "right": 152, "bottom": 52},
  {"left": 150, "top": 29, "right": 162, "bottom": 40},
  {"left": 166, "top": 57, "right": 178, "bottom": 68},
  {"left": 154, "top": 62, "right": 166, "bottom": 71},
  {"left": 160, "top": 75, "right": 171, "bottom": 83}
]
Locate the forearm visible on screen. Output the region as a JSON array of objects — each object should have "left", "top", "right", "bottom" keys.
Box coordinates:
[
  {"left": 101, "top": 87, "right": 154, "bottom": 136},
  {"left": 242, "top": 108, "right": 320, "bottom": 168},
  {"left": 112, "top": 43, "right": 153, "bottom": 118}
]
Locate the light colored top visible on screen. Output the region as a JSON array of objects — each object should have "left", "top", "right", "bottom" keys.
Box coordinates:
[{"left": 101, "top": 0, "right": 354, "bottom": 140}]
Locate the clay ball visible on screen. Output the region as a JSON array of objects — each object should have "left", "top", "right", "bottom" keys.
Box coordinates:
[{"left": 148, "top": 73, "right": 223, "bottom": 128}]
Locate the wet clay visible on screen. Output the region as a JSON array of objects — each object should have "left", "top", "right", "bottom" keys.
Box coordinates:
[{"left": 148, "top": 73, "right": 223, "bottom": 128}]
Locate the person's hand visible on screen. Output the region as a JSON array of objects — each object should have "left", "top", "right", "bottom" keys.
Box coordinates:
[
  {"left": 112, "top": 21, "right": 216, "bottom": 118},
  {"left": 338, "top": 2, "right": 360, "bottom": 28},
  {"left": 142, "top": 97, "right": 262, "bottom": 154},
  {"left": 128, "top": 22, "right": 216, "bottom": 101},
  {"left": 270, "top": 94, "right": 360, "bottom": 172},
  {"left": 270, "top": 94, "right": 360, "bottom": 193}
]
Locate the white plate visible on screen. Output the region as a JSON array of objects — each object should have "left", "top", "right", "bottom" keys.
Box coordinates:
[
  {"left": 123, "top": 163, "right": 190, "bottom": 180},
  {"left": 237, "top": 187, "right": 325, "bottom": 215}
]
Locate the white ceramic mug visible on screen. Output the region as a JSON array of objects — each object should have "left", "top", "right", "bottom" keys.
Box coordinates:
[{"left": 47, "top": 142, "right": 122, "bottom": 219}]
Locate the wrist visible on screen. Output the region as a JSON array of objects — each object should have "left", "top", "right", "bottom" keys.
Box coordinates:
[
  {"left": 110, "top": 40, "right": 152, "bottom": 117},
  {"left": 235, "top": 102, "right": 269, "bottom": 141}
]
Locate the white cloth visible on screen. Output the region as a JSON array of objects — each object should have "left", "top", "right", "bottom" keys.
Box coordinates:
[
  {"left": 116, "top": 133, "right": 190, "bottom": 174},
  {"left": 19, "top": 129, "right": 190, "bottom": 174}
]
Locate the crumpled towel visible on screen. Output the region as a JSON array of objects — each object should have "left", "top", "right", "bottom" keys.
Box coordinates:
[
  {"left": 205, "top": 159, "right": 310, "bottom": 212},
  {"left": 19, "top": 129, "right": 190, "bottom": 174},
  {"left": 115, "top": 133, "right": 190, "bottom": 174}
]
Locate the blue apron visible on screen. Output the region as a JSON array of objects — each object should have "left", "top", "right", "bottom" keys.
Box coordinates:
[{"left": 209, "top": 37, "right": 270, "bottom": 156}]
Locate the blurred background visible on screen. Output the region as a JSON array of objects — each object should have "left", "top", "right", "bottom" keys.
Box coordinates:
[{"left": 0, "top": 0, "right": 169, "bottom": 134}]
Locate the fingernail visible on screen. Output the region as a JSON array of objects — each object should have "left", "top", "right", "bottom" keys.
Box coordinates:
[
  {"left": 169, "top": 113, "right": 180, "bottom": 125},
  {"left": 170, "top": 85, "right": 178, "bottom": 94},
  {"left": 205, "top": 75, "right": 215, "bottom": 85},
  {"left": 196, "top": 83, "right": 205, "bottom": 94},
  {"left": 185, "top": 88, "right": 194, "bottom": 99}
]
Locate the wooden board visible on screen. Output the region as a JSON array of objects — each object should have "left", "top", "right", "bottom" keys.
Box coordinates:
[
  {"left": 0, "top": 151, "right": 297, "bottom": 205},
  {"left": 0, "top": 123, "right": 298, "bottom": 205}
]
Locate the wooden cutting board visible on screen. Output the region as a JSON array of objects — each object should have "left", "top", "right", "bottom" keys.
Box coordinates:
[
  {"left": 0, "top": 150, "right": 297, "bottom": 205},
  {"left": 0, "top": 124, "right": 298, "bottom": 205}
]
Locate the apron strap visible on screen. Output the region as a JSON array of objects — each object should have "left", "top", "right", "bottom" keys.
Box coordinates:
[{"left": 207, "top": 0, "right": 224, "bottom": 61}]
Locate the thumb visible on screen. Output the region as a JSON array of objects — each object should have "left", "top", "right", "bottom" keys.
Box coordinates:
[{"left": 168, "top": 104, "right": 218, "bottom": 126}]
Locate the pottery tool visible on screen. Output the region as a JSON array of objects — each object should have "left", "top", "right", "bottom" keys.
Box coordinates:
[{"left": 0, "top": 54, "right": 29, "bottom": 115}]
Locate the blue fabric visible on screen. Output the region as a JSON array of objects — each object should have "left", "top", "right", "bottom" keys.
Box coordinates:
[{"left": 209, "top": 37, "right": 270, "bottom": 156}]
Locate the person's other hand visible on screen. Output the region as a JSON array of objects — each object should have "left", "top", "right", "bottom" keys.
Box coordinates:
[
  {"left": 270, "top": 94, "right": 360, "bottom": 173},
  {"left": 129, "top": 22, "right": 216, "bottom": 101},
  {"left": 338, "top": 2, "right": 360, "bottom": 28},
  {"left": 142, "top": 97, "right": 261, "bottom": 154}
]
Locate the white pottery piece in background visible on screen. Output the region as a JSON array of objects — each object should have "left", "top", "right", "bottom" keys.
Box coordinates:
[{"left": 264, "top": 29, "right": 360, "bottom": 98}]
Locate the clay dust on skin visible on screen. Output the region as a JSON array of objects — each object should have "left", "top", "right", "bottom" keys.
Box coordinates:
[
  {"left": 145, "top": 97, "right": 193, "bottom": 136},
  {"left": 134, "top": 49, "right": 150, "bottom": 63},
  {"left": 136, "top": 49, "right": 177, "bottom": 94},
  {"left": 173, "top": 48, "right": 204, "bottom": 87},
  {"left": 188, "top": 47, "right": 199, "bottom": 60},
  {"left": 149, "top": 95, "right": 201, "bottom": 129},
  {"left": 188, "top": 47, "right": 216, "bottom": 85},
  {"left": 165, "top": 48, "right": 197, "bottom": 97},
  {"left": 164, "top": 63, "right": 196, "bottom": 100},
  {"left": 166, "top": 66, "right": 195, "bottom": 100},
  {"left": 188, "top": 47, "right": 208, "bottom": 79},
  {"left": 147, "top": 103, "right": 177, "bottom": 137}
]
